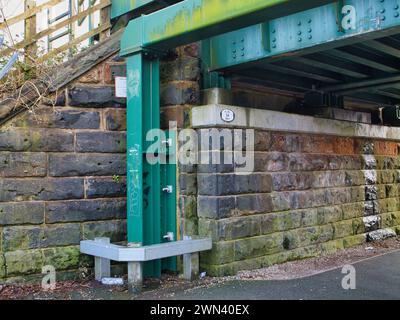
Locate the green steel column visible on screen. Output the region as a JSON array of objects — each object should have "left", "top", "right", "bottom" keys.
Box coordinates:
[
  {"left": 126, "top": 53, "right": 144, "bottom": 245},
  {"left": 126, "top": 52, "right": 162, "bottom": 276}
]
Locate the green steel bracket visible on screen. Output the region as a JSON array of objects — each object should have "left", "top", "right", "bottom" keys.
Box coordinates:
[
  {"left": 201, "top": 39, "right": 231, "bottom": 90},
  {"left": 208, "top": 0, "right": 400, "bottom": 71}
]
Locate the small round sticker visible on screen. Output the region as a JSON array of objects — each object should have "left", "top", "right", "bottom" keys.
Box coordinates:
[{"left": 221, "top": 109, "right": 235, "bottom": 122}]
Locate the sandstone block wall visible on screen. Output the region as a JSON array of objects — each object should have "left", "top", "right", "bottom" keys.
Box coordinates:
[
  {"left": 191, "top": 106, "right": 400, "bottom": 276},
  {"left": 0, "top": 44, "right": 201, "bottom": 281},
  {"left": 0, "top": 56, "right": 128, "bottom": 282}
]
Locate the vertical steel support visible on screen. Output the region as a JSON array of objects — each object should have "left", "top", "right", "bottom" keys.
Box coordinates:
[
  {"left": 126, "top": 52, "right": 161, "bottom": 276},
  {"left": 161, "top": 130, "right": 177, "bottom": 271},
  {"left": 201, "top": 39, "right": 231, "bottom": 90}
]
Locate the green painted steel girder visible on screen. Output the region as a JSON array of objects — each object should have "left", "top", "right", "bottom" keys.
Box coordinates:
[
  {"left": 209, "top": 0, "right": 400, "bottom": 71},
  {"left": 120, "top": 0, "right": 336, "bottom": 55},
  {"left": 111, "top": 0, "right": 174, "bottom": 19}
]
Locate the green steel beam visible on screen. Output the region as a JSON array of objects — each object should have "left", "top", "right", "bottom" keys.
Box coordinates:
[
  {"left": 111, "top": 0, "right": 177, "bottom": 19},
  {"left": 120, "top": 0, "right": 336, "bottom": 55},
  {"left": 208, "top": 0, "right": 400, "bottom": 71}
]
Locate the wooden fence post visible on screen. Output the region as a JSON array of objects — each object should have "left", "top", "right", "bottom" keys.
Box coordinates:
[
  {"left": 99, "top": 4, "right": 111, "bottom": 41},
  {"left": 24, "top": 0, "right": 37, "bottom": 59}
]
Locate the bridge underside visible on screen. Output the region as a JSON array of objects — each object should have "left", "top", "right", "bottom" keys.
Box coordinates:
[
  {"left": 207, "top": 1, "right": 400, "bottom": 108},
  {"left": 224, "top": 35, "right": 400, "bottom": 106},
  {"left": 224, "top": 33, "right": 400, "bottom": 107}
]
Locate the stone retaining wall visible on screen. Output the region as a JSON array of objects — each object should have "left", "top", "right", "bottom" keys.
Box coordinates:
[
  {"left": 0, "top": 55, "right": 128, "bottom": 282},
  {"left": 190, "top": 105, "right": 400, "bottom": 276},
  {"left": 0, "top": 43, "right": 200, "bottom": 282}
]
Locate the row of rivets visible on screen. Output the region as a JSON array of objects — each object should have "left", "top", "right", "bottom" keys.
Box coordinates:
[{"left": 232, "top": 38, "right": 245, "bottom": 59}]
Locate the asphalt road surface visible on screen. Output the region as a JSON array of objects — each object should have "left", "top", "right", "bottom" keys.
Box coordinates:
[{"left": 171, "top": 250, "right": 400, "bottom": 300}]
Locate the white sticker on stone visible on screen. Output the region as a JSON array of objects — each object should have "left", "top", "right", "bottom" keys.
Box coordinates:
[
  {"left": 221, "top": 109, "right": 235, "bottom": 123},
  {"left": 115, "top": 76, "right": 127, "bottom": 98}
]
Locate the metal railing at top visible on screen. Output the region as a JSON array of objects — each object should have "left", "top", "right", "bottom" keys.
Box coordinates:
[{"left": 0, "top": 0, "right": 111, "bottom": 62}]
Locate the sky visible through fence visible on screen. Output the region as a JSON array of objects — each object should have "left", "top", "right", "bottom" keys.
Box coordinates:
[{"left": 0, "top": 0, "right": 100, "bottom": 56}]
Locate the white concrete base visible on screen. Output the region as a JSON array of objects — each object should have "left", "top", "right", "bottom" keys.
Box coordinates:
[
  {"left": 80, "top": 238, "right": 212, "bottom": 294},
  {"left": 192, "top": 104, "right": 400, "bottom": 141}
]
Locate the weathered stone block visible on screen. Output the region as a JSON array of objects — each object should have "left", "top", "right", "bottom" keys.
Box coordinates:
[
  {"left": 0, "top": 152, "right": 47, "bottom": 177},
  {"left": 365, "top": 185, "right": 378, "bottom": 201},
  {"left": 378, "top": 198, "right": 399, "bottom": 213},
  {"left": 160, "top": 81, "right": 199, "bottom": 106},
  {"left": 49, "top": 154, "right": 126, "bottom": 177},
  {"left": 200, "top": 263, "right": 235, "bottom": 277},
  {"left": 85, "top": 177, "right": 126, "bottom": 198},
  {"left": 4, "top": 249, "right": 43, "bottom": 276},
  {"left": 361, "top": 155, "right": 377, "bottom": 170},
  {"left": 13, "top": 108, "right": 100, "bottom": 129},
  {"left": 197, "top": 174, "right": 235, "bottom": 196},
  {"left": 82, "top": 220, "right": 126, "bottom": 242},
  {"left": 367, "top": 228, "right": 396, "bottom": 241},
  {"left": 271, "top": 172, "right": 313, "bottom": 191},
  {"left": 2, "top": 224, "right": 81, "bottom": 251},
  {"left": 254, "top": 152, "right": 288, "bottom": 172},
  {"left": 42, "top": 246, "right": 80, "bottom": 271},
  {"left": 161, "top": 105, "right": 192, "bottom": 129},
  {"left": 349, "top": 186, "right": 366, "bottom": 203},
  {"left": 316, "top": 206, "right": 343, "bottom": 224},
  {"left": 182, "top": 217, "right": 198, "bottom": 236},
  {"left": 253, "top": 131, "right": 271, "bottom": 151},
  {"left": 179, "top": 173, "right": 197, "bottom": 195},
  {"left": 259, "top": 251, "right": 289, "bottom": 268},
  {"left": 261, "top": 211, "right": 302, "bottom": 234},
  {"left": 376, "top": 156, "right": 396, "bottom": 170},
  {"left": 345, "top": 171, "right": 365, "bottom": 186},
  {"left": 218, "top": 216, "right": 261, "bottom": 240},
  {"left": 232, "top": 256, "right": 263, "bottom": 273},
  {"left": 197, "top": 196, "right": 235, "bottom": 219},
  {"left": 197, "top": 151, "right": 235, "bottom": 173},
  {"left": 288, "top": 154, "right": 328, "bottom": 172},
  {"left": 68, "top": 85, "right": 125, "bottom": 107},
  {"left": 378, "top": 170, "right": 396, "bottom": 184},
  {"left": 0, "top": 202, "right": 44, "bottom": 225},
  {"left": 198, "top": 218, "right": 218, "bottom": 241},
  {"left": 46, "top": 199, "right": 126, "bottom": 223},
  {"left": 385, "top": 184, "right": 398, "bottom": 198},
  {"left": 104, "top": 108, "right": 126, "bottom": 131},
  {"left": 0, "top": 254, "right": 5, "bottom": 278},
  {"left": 0, "top": 129, "right": 74, "bottom": 152},
  {"left": 235, "top": 174, "right": 272, "bottom": 194},
  {"left": 160, "top": 56, "right": 200, "bottom": 82},
  {"left": 342, "top": 202, "right": 364, "bottom": 219},
  {"left": 270, "top": 133, "right": 301, "bottom": 153},
  {"left": 271, "top": 192, "right": 291, "bottom": 212},
  {"left": 332, "top": 220, "right": 354, "bottom": 239},
  {"left": 78, "top": 64, "right": 103, "bottom": 84},
  {"left": 363, "top": 215, "right": 381, "bottom": 232},
  {"left": 200, "top": 241, "right": 234, "bottom": 265},
  {"left": 300, "top": 208, "right": 319, "bottom": 227},
  {"left": 320, "top": 239, "right": 345, "bottom": 255},
  {"left": 179, "top": 195, "right": 197, "bottom": 220},
  {"left": 374, "top": 141, "right": 398, "bottom": 156},
  {"left": 343, "top": 234, "right": 366, "bottom": 248},
  {"left": 76, "top": 132, "right": 126, "bottom": 153},
  {"left": 234, "top": 234, "right": 284, "bottom": 260},
  {"left": 236, "top": 194, "right": 273, "bottom": 215},
  {"left": 0, "top": 178, "right": 84, "bottom": 201},
  {"left": 42, "top": 91, "right": 66, "bottom": 106},
  {"left": 104, "top": 62, "right": 126, "bottom": 84}
]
